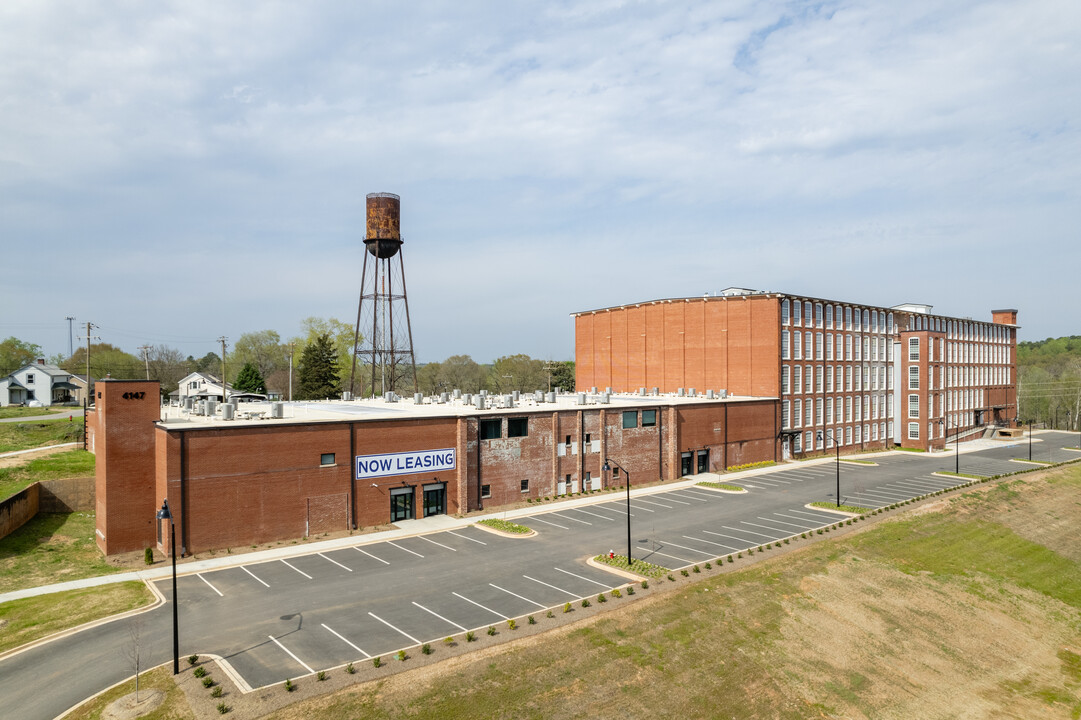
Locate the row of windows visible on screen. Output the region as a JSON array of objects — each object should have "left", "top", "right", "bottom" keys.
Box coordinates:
[
  {"left": 481, "top": 411, "right": 659, "bottom": 440},
  {"left": 782, "top": 331, "right": 892, "bottom": 362},
  {"left": 782, "top": 364, "right": 891, "bottom": 395},
  {"left": 791, "top": 422, "right": 891, "bottom": 452},
  {"left": 909, "top": 315, "right": 1012, "bottom": 343},
  {"left": 782, "top": 394, "right": 893, "bottom": 429},
  {"left": 782, "top": 299, "right": 894, "bottom": 334},
  {"left": 905, "top": 390, "right": 988, "bottom": 420},
  {"left": 907, "top": 363, "right": 1011, "bottom": 390}
]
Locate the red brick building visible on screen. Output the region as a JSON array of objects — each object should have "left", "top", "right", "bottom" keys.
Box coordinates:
[
  {"left": 574, "top": 290, "right": 1018, "bottom": 457},
  {"left": 88, "top": 383, "right": 779, "bottom": 556}
]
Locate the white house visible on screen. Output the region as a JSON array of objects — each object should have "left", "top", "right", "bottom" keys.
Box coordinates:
[{"left": 0, "top": 360, "right": 83, "bottom": 407}]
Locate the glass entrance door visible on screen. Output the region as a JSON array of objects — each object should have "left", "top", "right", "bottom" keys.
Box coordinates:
[
  {"left": 423, "top": 486, "right": 446, "bottom": 517},
  {"left": 390, "top": 491, "right": 414, "bottom": 522},
  {"left": 681, "top": 452, "right": 692, "bottom": 477},
  {"left": 697, "top": 450, "right": 709, "bottom": 474}
]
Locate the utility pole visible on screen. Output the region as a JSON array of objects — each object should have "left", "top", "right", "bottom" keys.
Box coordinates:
[
  {"left": 65, "top": 316, "right": 75, "bottom": 358},
  {"left": 288, "top": 341, "right": 295, "bottom": 402},
  {"left": 218, "top": 337, "right": 228, "bottom": 403},
  {"left": 82, "top": 322, "right": 98, "bottom": 451},
  {"left": 139, "top": 345, "right": 151, "bottom": 380}
]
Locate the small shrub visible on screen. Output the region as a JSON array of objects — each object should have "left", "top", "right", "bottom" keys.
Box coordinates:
[
  {"left": 681, "top": 569, "right": 689, "bottom": 577},
  {"left": 443, "top": 637, "right": 454, "bottom": 646},
  {"left": 748, "top": 548, "right": 754, "bottom": 555},
  {"left": 597, "top": 593, "right": 607, "bottom": 603},
  {"left": 466, "top": 631, "right": 476, "bottom": 642},
  {"left": 563, "top": 602, "right": 572, "bottom": 613},
  {"left": 188, "top": 654, "right": 199, "bottom": 666},
  {"left": 373, "top": 657, "right": 382, "bottom": 668},
  {"left": 211, "top": 685, "right": 223, "bottom": 698},
  {"left": 801, "top": 532, "right": 807, "bottom": 539},
  {"left": 528, "top": 615, "right": 536, "bottom": 624},
  {"left": 738, "top": 552, "right": 743, "bottom": 558},
  {"left": 144, "top": 547, "right": 154, "bottom": 565},
  {"left": 704, "top": 562, "right": 711, "bottom": 570},
  {"left": 758, "top": 545, "right": 764, "bottom": 552},
  {"left": 783, "top": 538, "right": 790, "bottom": 544},
  {"left": 317, "top": 670, "right": 326, "bottom": 681},
  {"left": 487, "top": 626, "right": 496, "bottom": 636},
  {"left": 626, "top": 586, "right": 635, "bottom": 595},
  {"left": 816, "top": 529, "right": 823, "bottom": 535},
  {"left": 667, "top": 574, "right": 676, "bottom": 582},
  {"left": 546, "top": 610, "right": 554, "bottom": 618},
  {"left": 612, "top": 588, "right": 622, "bottom": 598},
  {"left": 581, "top": 598, "right": 591, "bottom": 608},
  {"left": 692, "top": 565, "right": 700, "bottom": 574},
  {"left": 544, "top": 496, "right": 550, "bottom": 501},
  {"left": 217, "top": 702, "right": 229, "bottom": 714},
  {"left": 507, "top": 619, "right": 517, "bottom": 630},
  {"left": 346, "top": 662, "right": 356, "bottom": 674},
  {"left": 202, "top": 676, "right": 215, "bottom": 688},
  {"left": 526, "top": 498, "right": 532, "bottom": 503},
  {"left": 774, "top": 542, "right": 781, "bottom": 548},
  {"left": 846, "top": 520, "right": 852, "bottom": 526},
  {"left": 397, "top": 650, "right": 407, "bottom": 662},
  {"left": 194, "top": 667, "right": 207, "bottom": 678},
  {"left": 641, "top": 580, "right": 649, "bottom": 589},
  {"left": 284, "top": 678, "right": 295, "bottom": 692}
]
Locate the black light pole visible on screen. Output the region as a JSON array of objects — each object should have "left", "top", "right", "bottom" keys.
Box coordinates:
[
  {"left": 816, "top": 430, "right": 841, "bottom": 507},
  {"left": 602, "top": 459, "right": 632, "bottom": 564},
  {"left": 156, "top": 499, "right": 179, "bottom": 675},
  {"left": 1028, "top": 419, "right": 1033, "bottom": 462}
]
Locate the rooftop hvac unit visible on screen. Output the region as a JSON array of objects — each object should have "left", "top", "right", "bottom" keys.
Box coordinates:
[
  {"left": 605, "top": 387, "right": 611, "bottom": 394},
  {"left": 207, "top": 400, "right": 217, "bottom": 416},
  {"left": 512, "top": 390, "right": 520, "bottom": 401},
  {"left": 414, "top": 393, "right": 423, "bottom": 404},
  {"left": 534, "top": 391, "right": 543, "bottom": 402},
  {"left": 590, "top": 386, "right": 597, "bottom": 393},
  {"left": 577, "top": 393, "right": 586, "bottom": 405},
  {"left": 677, "top": 388, "right": 685, "bottom": 397},
  {"left": 453, "top": 389, "right": 462, "bottom": 399},
  {"left": 342, "top": 391, "right": 352, "bottom": 401},
  {"left": 546, "top": 392, "right": 556, "bottom": 403},
  {"left": 183, "top": 397, "right": 193, "bottom": 411},
  {"left": 463, "top": 393, "right": 471, "bottom": 405},
  {"left": 706, "top": 389, "right": 715, "bottom": 399},
  {"left": 476, "top": 395, "right": 486, "bottom": 410},
  {"left": 639, "top": 388, "right": 646, "bottom": 396},
  {"left": 651, "top": 387, "right": 659, "bottom": 396},
  {"left": 222, "top": 404, "right": 235, "bottom": 420},
  {"left": 440, "top": 392, "right": 448, "bottom": 404},
  {"left": 689, "top": 388, "right": 696, "bottom": 396},
  {"left": 480, "top": 389, "right": 487, "bottom": 397},
  {"left": 718, "top": 389, "right": 728, "bottom": 398},
  {"left": 600, "top": 393, "right": 610, "bottom": 404},
  {"left": 503, "top": 394, "right": 514, "bottom": 408},
  {"left": 271, "top": 402, "right": 283, "bottom": 418}
]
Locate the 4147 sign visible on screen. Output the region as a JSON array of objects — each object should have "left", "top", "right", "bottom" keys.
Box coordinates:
[{"left": 122, "top": 391, "right": 146, "bottom": 400}]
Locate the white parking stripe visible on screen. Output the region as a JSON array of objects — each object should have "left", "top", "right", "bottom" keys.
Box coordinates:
[
  {"left": 268, "top": 635, "right": 314, "bottom": 675},
  {"left": 523, "top": 575, "right": 579, "bottom": 598},
  {"left": 526, "top": 516, "right": 570, "bottom": 530},
  {"left": 772, "top": 513, "right": 822, "bottom": 528},
  {"left": 554, "top": 567, "right": 610, "bottom": 588},
  {"left": 627, "top": 502, "right": 656, "bottom": 512},
  {"left": 280, "top": 560, "right": 312, "bottom": 579},
  {"left": 319, "top": 553, "right": 353, "bottom": 571},
  {"left": 490, "top": 583, "right": 547, "bottom": 609},
  {"left": 592, "top": 504, "right": 633, "bottom": 517},
  {"left": 387, "top": 541, "right": 424, "bottom": 558},
  {"left": 644, "top": 549, "right": 694, "bottom": 564},
  {"left": 447, "top": 530, "right": 486, "bottom": 545},
  {"left": 635, "top": 498, "right": 674, "bottom": 509},
  {"left": 419, "top": 536, "right": 456, "bottom": 551},
  {"left": 703, "top": 529, "right": 756, "bottom": 546},
  {"left": 355, "top": 547, "right": 390, "bottom": 565},
  {"left": 241, "top": 566, "right": 270, "bottom": 588},
  {"left": 657, "top": 495, "right": 691, "bottom": 505},
  {"left": 740, "top": 520, "right": 789, "bottom": 536},
  {"left": 197, "top": 573, "right": 223, "bottom": 597},
  {"left": 452, "top": 591, "right": 509, "bottom": 620},
  {"left": 683, "top": 534, "right": 739, "bottom": 551},
  {"left": 680, "top": 488, "right": 721, "bottom": 499},
  {"left": 369, "top": 612, "right": 422, "bottom": 644},
  {"left": 568, "top": 507, "right": 617, "bottom": 521},
  {"left": 761, "top": 516, "right": 812, "bottom": 531},
  {"left": 550, "top": 511, "right": 592, "bottom": 525},
  {"left": 322, "top": 623, "right": 371, "bottom": 658},
  {"left": 657, "top": 540, "right": 715, "bottom": 556},
  {"left": 786, "top": 508, "right": 842, "bottom": 521},
  {"left": 724, "top": 524, "right": 777, "bottom": 540},
  {"left": 668, "top": 492, "right": 708, "bottom": 502},
  {"left": 413, "top": 601, "right": 467, "bottom": 632}
]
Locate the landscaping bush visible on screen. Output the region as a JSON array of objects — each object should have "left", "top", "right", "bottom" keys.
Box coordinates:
[
  {"left": 346, "top": 662, "right": 356, "bottom": 674},
  {"left": 692, "top": 565, "right": 700, "bottom": 573},
  {"left": 626, "top": 586, "right": 635, "bottom": 595},
  {"left": 546, "top": 609, "right": 554, "bottom": 618},
  {"left": 211, "top": 686, "right": 223, "bottom": 698},
  {"left": 612, "top": 588, "right": 622, "bottom": 598},
  {"left": 597, "top": 593, "right": 607, "bottom": 603},
  {"left": 528, "top": 615, "right": 536, "bottom": 625},
  {"left": 563, "top": 602, "right": 572, "bottom": 613},
  {"left": 641, "top": 580, "right": 649, "bottom": 589},
  {"left": 317, "top": 670, "right": 326, "bottom": 681},
  {"left": 667, "top": 574, "right": 676, "bottom": 582},
  {"left": 507, "top": 619, "right": 517, "bottom": 630},
  {"left": 487, "top": 626, "right": 496, "bottom": 636},
  {"left": 188, "top": 654, "right": 199, "bottom": 666},
  {"left": 681, "top": 569, "right": 689, "bottom": 577},
  {"left": 217, "top": 701, "right": 229, "bottom": 714},
  {"left": 466, "top": 631, "right": 476, "bottom": 642},
  {"left": 397, "top": 650, "right": 407, "bottom": 661},
  {"left": 704, "top": 562, "right": 711, "bottom": 570},
  {"left": 373, "top": 657, "right": 382, "bottom": 668},
  {"left": 194, "top": 667, "right": 207, "bottom": 679},
  {"left": 144, "top": 547, "right": 154, "bottom": 565},
  {"left": 202, "top": 677, "right": 215, "bottom": 688},
  {"left": 581, "top": 598, "right": 591, "bottom": 608},
  {"left": 284, "top": 678, "right": 295, "bottom": 691}
]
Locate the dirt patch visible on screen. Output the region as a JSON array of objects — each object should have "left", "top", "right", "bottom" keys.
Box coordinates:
[
  {"left": 0, "top": 445, "right": 72, "bottom": 469},
  {"left": 101, "top": 689, "right": 164, "bottom": 719}
]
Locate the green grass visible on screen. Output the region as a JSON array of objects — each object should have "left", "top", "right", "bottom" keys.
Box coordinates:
[
  {"left": 0, "top": 581, "right": 153, "bottom": 655},
  {"left": 61, "top": 664, "right": 194, "bottom": 720},
  {"left": 593, "top": 554, "right": 669, "bottom": 578},
  {"left": 0, "top": 449, "right": 94, "bottom": 500},
  {"left": 0, "top": 512, "right": 123, "bottom": 593},
  {"left": 726, "top": 460, "right": 776, "bottom": 472},
  {"left": 840, "top": 458, "right": 876, "bottom": 465},
  {"left": 810, "top": 501, "right": 872, "bottom": 514},
  {"left": 696, "top": 481, "right": 745, "bottom": 492},
  {"left": 0, "top": 418, "right": 84, "bottom": 453},
  {"left": 476, "top": 518, "right": 532, "bottom": 534},
  {"left": 0, "top": 407, "right": 69, "bottom": 419},
  {"left": 935, "top": 471, "right": 987, "bottom": 480}
]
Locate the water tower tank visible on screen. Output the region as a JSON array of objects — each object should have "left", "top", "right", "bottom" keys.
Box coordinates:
[{"left": 365, "top": 192, "right": 402, "bottom": 258}]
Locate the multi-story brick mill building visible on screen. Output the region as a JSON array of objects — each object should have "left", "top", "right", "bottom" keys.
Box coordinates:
[{"left": 573, "top": 288, "right": 1018, "bottom": 458}]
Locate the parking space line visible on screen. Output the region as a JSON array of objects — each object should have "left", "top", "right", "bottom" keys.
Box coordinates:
[
  {"left": 447, "top": 530, "right": 486, "bottom": 545},
  {"left": 645, "top": 549, "right": 695, "bottom": 564},
  {"left": 592, "top": 504, "right": 633, "bottom": 517},
  {"left": 727, "top": 524, "right": 779, "bottom": 540},
  {"left": 369, "top": 612, "right": 422, "bottom": 644},
  {"left": 355, "top": 547, "right": 390, "bottom": 565},
  {"left": 627, "top": 502, "right": 656, "bottom": 512},
  {"left": 567, "top": 507, "right": 615, "bottom": 521},
  {"left": 635, "top": 498, "right": 673, "bottom": 509},
  {"left": 322, "top": 623, "right": 371, "bottom": 658},
  {"left": 413, "top": 601, "right": 467, "bottom": 632},
  {"left": 319, "top": 553, "right": 353, "bottom": 571},
  {"left": 668, "top": 492, "right": 708, "bottom": 502},
  {"left": 490, "top": 583, "right": 547, "bottom": 609},
  {"left": 683, "top": 534, "right": 739, "bottom": 551},
  {"left": 452, "top": 591, "right": 509, "bottom": 620},
  {"left": 387, "top": 541, "right": 424, "bottom": 558},
  {"left": 755, "top": 476, "right": 791, "bottom": 484},
  {"left": 860, "top": 488, "right": 910, "bottom": 501},
  {"left": 550, "top": 511, "right": 592, "bottom": 525},
  {"left": 280, "top": 560, "right": 312, "bottom": 579},
  {"left": 523, "top": 575, "right": 578, "bottom": 598},
  {"left": 555, "top": 567, "right": 610, "bottom": 588},
  {"left": 268, "top": 635, "right": 314, "bottom": 675},
  {"left": 417, "top": 531, "right": 456, "bottom": 549},
  {"left": 241, "top": 566, "right": 270, "bottom": 588},
  {"left": 679, "top": 488, "right": 721, "bottom": 500},
  {"left": 656, "top": 540, "right": 714, "bottom": 556},
  {"left": 785, "top": 508, "right": 841, "bottom": 521},
  {"left": 657, "top": 495, "right": 692, "bottom": 505},
  {"left": 772, "top": 513, "right": 822, "bottom": 528},
  {"left": 760, "top": 516, "right": 812, "bottom": 531},
  {"left": 703, "top": 529, "right": 756, "bottom": 546},
  {"left": 197, "top": 573, "right": 223, "bottom": 597},
  {"left": 526, "top": 516, "right": 570, "bottom": 530},
  {"left": 740, "top": 520, "right": 788, "bottom": 537}
]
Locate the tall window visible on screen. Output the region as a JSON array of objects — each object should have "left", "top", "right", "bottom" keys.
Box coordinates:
[
  {"left": 909, "top": 394, "right": 920, "bottom": 418},
  {"left": 816, "top": 333, "right": 824, "bottom": 360},
  {"left": 782, "top": 299, "right": 790, "bottom": 325},
  {"left": 908, "top": 337, "right": 920, "bottom": 361},
  {"left": 815, "top": 303, "right": 824, "bottom": 327},
  {"left": 782, "top": 400, "right": 790, "bottom": 428},
  {"left": 794, "top": 399, "right": 802, "bottom": 427},
  {"left": 793, "top": 300, "right": 802, "bottom": 325},
  {"left": 826, "top": 305, "right": 833, "bottom": 328},
  {"left": 794, "top": 365, "right": 802, "bottom": 393},
  {"left": 909, "top": 365, "right": 920, "bottom": 390},
  {"left": 781, "top": 331, "right": 790, "bottom": 359},
  {"left": 622, "top": 411, "right": 637, "bottom": 429},
  {"left": 845, "top": 306, "right": 852, "bottom": 329},
  {"left": 815, "top": 365, "right": 823, "bottom": 392},
  {"left": 826, "top": 334, "right": 834, "bottom": 360},
  {"left": 908, "top": 423, "right": 919, "bottom": 440},
  {"left": 782, "top": 365, "right": 790, "bottom": 394},
  {"left": 794, "top": 331, "right": 803, "bottom": 359},
  {"left": 826, "top": 366, "right": 834, "bottom": 392},
  {"left": 805, "top": 365, "right": 813, "bottom": 393}
]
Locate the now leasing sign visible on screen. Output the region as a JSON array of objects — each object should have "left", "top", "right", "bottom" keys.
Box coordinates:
[{"left": 355, "top": 448, "right": 456, "bottom": 480}]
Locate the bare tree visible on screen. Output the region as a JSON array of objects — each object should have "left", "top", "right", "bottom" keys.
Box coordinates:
[{"left": 123, "top": 617, "right": 147, "bottom": 702}]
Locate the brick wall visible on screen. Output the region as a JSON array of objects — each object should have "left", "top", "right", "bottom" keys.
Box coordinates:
[{"left": 0, "top": 484, "right": 39, "bottom": 541}]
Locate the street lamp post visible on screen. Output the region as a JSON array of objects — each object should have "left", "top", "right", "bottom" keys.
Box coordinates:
[
  {"left": 156, "top": 499, "right": 179, "bottom": 675},
  {"left": 602, "top": 459, "right": 632, "bottom": 564},
  {"left": 1028, "top": 419, "right": 1033, "bottom": 462},
  {"left": 816, "top": 430, "right": 841, "bottom": 508}
]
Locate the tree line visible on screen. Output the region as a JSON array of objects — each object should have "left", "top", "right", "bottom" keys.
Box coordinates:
[{"left": 1017, "top": 335, "right": 1081, "bottom": 430}]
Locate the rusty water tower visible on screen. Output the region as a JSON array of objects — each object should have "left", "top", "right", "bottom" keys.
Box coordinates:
[{"left": 348, "top": 193, "right": 418, "bottom": 397}]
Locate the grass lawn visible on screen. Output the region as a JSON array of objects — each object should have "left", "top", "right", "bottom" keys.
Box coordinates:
[
  {"left": 0, "top": 512, "right": 123, "bottom": 594},
  {"left": 61, "top": 664, "right": 194, "bottom": 720},
  {"left": 0, "top": 449, "right": 94, "bottom": 501},
  {"left": 0, "top": 407, "right": 70, "bottom": 420},
  {"left": 248, "top": 465, "right": 1081, "bottom": 720},
  {"left": 0, "top": 581, "right": 153, "bottom": 655},
  {"left": 0, "top": 418, "right": 84, "bottom": 453}
]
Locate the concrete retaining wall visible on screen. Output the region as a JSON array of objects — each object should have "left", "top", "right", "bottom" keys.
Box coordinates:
[{"left": 0, "top": 484, "right": 40, "bottom": 541}]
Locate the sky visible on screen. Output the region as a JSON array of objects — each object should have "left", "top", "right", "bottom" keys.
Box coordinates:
[{"left": 1, "top": 1, "right": 1078, "bottom": 364}]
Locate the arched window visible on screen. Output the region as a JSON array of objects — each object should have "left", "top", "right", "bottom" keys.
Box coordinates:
[{"left": 781, "top": 299, "right": 790, "bottom": 325}]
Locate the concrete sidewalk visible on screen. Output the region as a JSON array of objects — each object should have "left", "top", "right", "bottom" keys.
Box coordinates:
[{"left": 0, "top": 442, "right": 80, "bottom": 459}]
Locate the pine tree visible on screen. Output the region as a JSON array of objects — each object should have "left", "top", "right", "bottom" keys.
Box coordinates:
[
  {"left": 234, "top": 362, "right": 267, "bottom": 394},
  {"left": 297, "top": 333, "right": 341, "bottom": 400}
]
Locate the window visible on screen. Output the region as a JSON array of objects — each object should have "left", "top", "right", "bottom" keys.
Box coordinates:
[
  {"left": 26, "top": 373, "right": 35, "bottom": 384},
  {"left": 816, "top": 398, "right": 823, "bottom": 425},
  {"left": 908, "top": 337, "right": 920, "bottom": 361},
  {"left": 642, "top": 409, "right": 657, "bottom": 427},
  {"left": 481, "top": 484, "right": 492, "bottom": 499},
  {"left": 826, "top": 305, "right": 833, "bottom": 328},
  {"left": 826, "top": 334, "right": 833, "bottom": 360},
  {"left": 909, "top": 394, "right": 920, "bottom": 418},
  {"left": 815, "top": 303, "right": 824, "bottom": 327},
  {"left": 908, "top": 365, "right": 920, "bottom": 390},
  {"left": 507, "top": 417, "right": 528, "bottom": 437},
  {"left": 793, "top": 399, "right": 802, "bottom": 427},
  {"left": 816, "top": 366, "right": 823, "bottom": 392},
  {"left": 622, "top": 411, "right": 637, "bottom": 429},
  {"left": 826, "top": 366, "right": 833, "bottom": 393},
  {"left": 320, "top": 453, "right": 335, "bottom": 467},
  {"left": 794, "top": 331, "right": 803, "bottom": 359},
  {"left": 816, "top": 333, "right": 823, "bottom": 360},
  {"left": 520, "top": 479, "right": 529, "bottom": 493},
  {"left": 782, "top": 299, "right": 790, "bottom": 324},
  {"left": 793, "top": 300, "right": 802, "bottom": 325},
  {"left": 805, "top": 365, "right": 812, "bottom": 393},
  {"left": 480, "top": 419, "right": 502, "bottom": 440},
  {"left": 794, "top": 366, "right": 802, "bottom": 393},
  {"left": 804, "top": 301, "right": 812, "bottom": 325},
  {"left": 908, "top": 423, "right": 920, "bottom": 440},
  {"left": 782, "top": 331, "right": 790, "bottom": 359},
  {"left": 845, "top": 306, "right": 853, "bottom": 329},
  {"left": 782, "top": 366, "right": 790, "bottom": 394},
  {"left": 826, "top": 397, "right": 833, "bottom": 424},
  {"left": 782, "top": 400, "right": 790, "bottom": 428}
]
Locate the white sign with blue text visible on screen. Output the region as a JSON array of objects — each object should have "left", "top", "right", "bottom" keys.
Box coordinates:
[{"left": 355, "top": 448, "right": 456, "bottom": 480}]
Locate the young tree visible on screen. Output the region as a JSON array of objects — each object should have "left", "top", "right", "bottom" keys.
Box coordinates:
[
  {"left": 0, "top": 337, "right": 43, "bottom": 375},
  {"left": 548, "top": 360, "right": 576, "bottom": 392},
  {"left": 234, "top": 362, "right": 268, "bottom": 394},
  {"left": 232, "top": 330, "right": 287, "bottom": 384},
  {"left": 63, "top": 343, "right": 142, "bottom": 379},
  {"left": 297, "top": 334, "right": 341, "bottom": 400},
  {"left": 146, "top": 345, "right": 188, "bottom": 398},
  {"left": 487, "top": 354, "right": 546, "bottom": 393}
]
